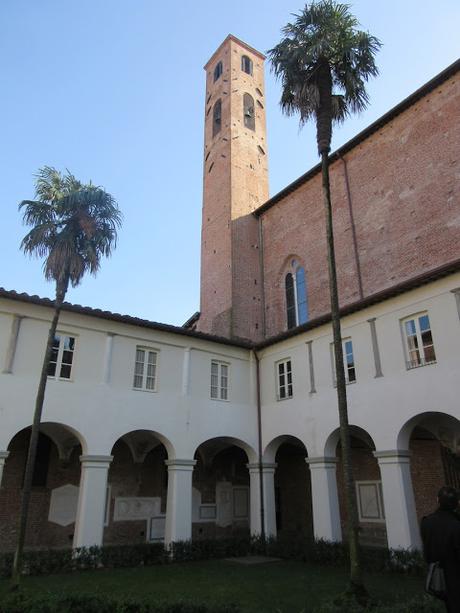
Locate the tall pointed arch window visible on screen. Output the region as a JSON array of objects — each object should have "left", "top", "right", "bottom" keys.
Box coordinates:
[
  {"left": 285, "top": 260, "right": 309, "bottom": 329},
  {"left": 212, "top": 99, "right": 222, "bottom": 137},
  {"left": 243, "top": 93, "right": 255, "bottom": 131},
  {"left": 241, "top": 55, "right": 253, "bottom": 75},
  {"left": 213, "top": 61, "right": 223, "bottom": 82}
]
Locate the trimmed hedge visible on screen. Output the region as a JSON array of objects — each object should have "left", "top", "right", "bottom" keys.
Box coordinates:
[
  {"left": 0, "top": 592, "right": 241, "bottom": 613},
  {"left": 316, "top": 593, "right": 444, "bottom": 613},
  {"left": 0, "top": 536, "right": 427, "bottom": 579}
]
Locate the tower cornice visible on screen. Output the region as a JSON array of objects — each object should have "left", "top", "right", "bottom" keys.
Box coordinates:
[{"left": 204, "top": 34, "right": 265, "bottom": 70}]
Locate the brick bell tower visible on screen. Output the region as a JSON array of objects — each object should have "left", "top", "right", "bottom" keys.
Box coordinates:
[{"left": 197, "top": 35, "right": 269, "bottom": 341}]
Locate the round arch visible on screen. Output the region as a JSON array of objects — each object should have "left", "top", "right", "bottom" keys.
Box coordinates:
[
  {"left": 397, "top": 411, "right": 460, "bottom": 451},
  {"left": 6, "top": 421, "right": 87, "bottom": 458},
  {"left": 263, "top": 434, "right": 308, "bottom": 463},
  {"left": 324, "top": 425, "right": 376, "bottom": 458},
  {"left": 109, "top": 428, "right": 175, "bottom": 461},
  {"left": 192, "top": 436, "right": 257, "bottom": 464}
]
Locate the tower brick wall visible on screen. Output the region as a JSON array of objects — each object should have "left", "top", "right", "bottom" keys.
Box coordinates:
[
  {"left": 198, "top": 36, "right": 269, "bottom": 340},
  {"left": 259, "top": 71, "right": 460, "bottom": 337}
]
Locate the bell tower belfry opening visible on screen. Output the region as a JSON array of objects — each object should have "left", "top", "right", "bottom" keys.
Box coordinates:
[{"left": 197, "top": 35, "right": 269, "bottom": 341}]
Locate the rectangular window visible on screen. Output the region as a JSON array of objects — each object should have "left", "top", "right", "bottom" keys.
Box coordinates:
[
  {"left": 331, "top": 338, "right": 356, "bottom": 385},
  {"left": 277, "top": 359, "right": 293, "bottom": 400},
  {"left": 210, "top": 360, "right": 229, "bottom": 400},
  {"left": 402, "top": 313, "right": 436, "bottom": 369},
  {"left": 356, "top": 481, "right": 385, "bottom": 523},
  {"left": 47, "top": 334, "right": 75, "bottom": 379},
  {"left": 133, "top": 347, "right": 157, "bottom": 391}
]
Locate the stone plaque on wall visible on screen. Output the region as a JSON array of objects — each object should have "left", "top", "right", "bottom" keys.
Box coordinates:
[
  {"left": 149, "top": 515, "right": 166, "bottom": 541},
  {"left": 48, "top": 484, "right": 79, "bottom": 526},
  {"left": 216, "top": 481, "right": 233, "bottom": 527},
  {"left": 233, "top": 487, "right": 249, "bottom": 519},
  {"left": 113, "top": 497, "right": 161, "bottom": 521}
]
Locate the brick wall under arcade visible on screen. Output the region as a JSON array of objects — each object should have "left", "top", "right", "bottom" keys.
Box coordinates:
[
  {"left": 259, "top": 71, "right": 460, "bottom": 338},
  {"left": 0, "top": 431, "right": 81, "bottom": 552}
]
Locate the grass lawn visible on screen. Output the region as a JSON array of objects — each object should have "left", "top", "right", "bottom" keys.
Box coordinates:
[{"left": 0, "top": 559, "right": 425, "bottom": 613}]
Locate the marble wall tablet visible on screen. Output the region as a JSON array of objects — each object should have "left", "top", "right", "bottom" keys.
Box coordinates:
[
  {"left": 48, "top": 484, "right": 79, "bottom": 526},
  {"left": 113, "top": 497, "right": 161, "bottom": 521}
]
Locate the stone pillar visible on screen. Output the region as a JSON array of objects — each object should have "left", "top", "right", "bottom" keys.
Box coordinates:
[
  {"left": 247, "top": 462, "right": 277, "bottom": 538},
  {"left": 164, "top": 459, "right": 196, "bottom": 546},
  {"left": 2, "top": 315, "right": 23, "bottom": 374},
  {"left": 73, "top": 455, "right": 112, "bottom": 549},
  {"left": 374, "top": 450, "right": 421, "bottom": 550},
  {"left": 0, "top": 451, "right": 9, "bottom": 487},
  {"left": 102, "top": 333, "right": 115, "bottom": 384},
  {"left": 306, "top": 456, "right": 342, "bottom": 542}
]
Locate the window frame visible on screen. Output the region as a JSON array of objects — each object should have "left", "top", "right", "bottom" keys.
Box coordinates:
[
  {"left": 401, "top": 312, "right": 437, "bottom": 370},
  {"left": 285, "top": 261, "right": 309, "bottom": 329},
  {"left": 241, "top": 55, "right": 253, "bottom": 75},
  {"left": 213, "top": 61, "right": 223, "bottom": 82},
  {"left": 355, "top": 480, "right": 385, "bottom": 523},
  {"left": 132, "top": 346, "right": 159, "bottom": 392},
  {"left": 330, "top": 337, "right": 356, "bottom": 385},
  {"left": 47, "top": 333, "right": 77, "bottom": 381},
  {"left": 243, "top": 93, "right": 255, "bottom": 131},
  {"left": 212, "top": 99, "right": 222, "bottom": 137},
  {"left": 276, "top": 358, "right": 293, "bottom": 401},
  {"left": 210, "top": 359, "right": 230, "bottom": 401}
]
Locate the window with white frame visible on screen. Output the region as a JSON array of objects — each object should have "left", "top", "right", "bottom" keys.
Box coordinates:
[
  {"left": 356, "top": 481, "right": 385, "bottom": 522},
  {"left": 331, "top": 338, "right": 356, "bottom": 384},
  {"left": 47, "top": 334, "right": 75, "bottom": 379},
  {"left": 210, "top": 360, "right": 229, "bottom": 400},
  {"left": 276, "top": 359, "right": 293, "bottom": 400},
  {"left": 133, "top": 347, "right": 157, "bottom": 391},
  {"left": 402, "top": 312, "right": 436, "bottom": 369}
]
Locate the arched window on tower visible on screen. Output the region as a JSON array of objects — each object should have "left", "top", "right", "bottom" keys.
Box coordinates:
[
  {"left": 285, "top": 260, "right": 309, "bottom": 329},
  {"left": 214, "top": 61, "right": 223, "bottom": 82},
  {"left": 212, "top": 99, "right": 222, "bottom": 137},
  {"left": 241, "top": 55, "right": 253, "bottom": 75},
  {"left": 243, "top": 93, "right": 255, "bottom": 131}
]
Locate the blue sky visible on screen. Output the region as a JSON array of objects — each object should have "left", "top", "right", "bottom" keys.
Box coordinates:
[{"left": 1, "top": 1, "right": 459, "bottom": 326}]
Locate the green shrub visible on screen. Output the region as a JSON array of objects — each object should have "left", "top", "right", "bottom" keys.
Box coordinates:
[
  {"left": 0, "top": 592, "right": 241, "bottom": 613},
  {"left": 0, "top": 535, "right": 427, "bottom": 578},
  {"left": 314, "top": 593, "right": 443, "bottom": 613}
]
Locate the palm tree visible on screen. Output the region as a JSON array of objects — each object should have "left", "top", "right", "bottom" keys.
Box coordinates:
[
  {"left": 12, "top": 166, "right": 122, "bottom": 587},
  {"left": 268, "top": 1, "right": 380, "bottom": 599}
]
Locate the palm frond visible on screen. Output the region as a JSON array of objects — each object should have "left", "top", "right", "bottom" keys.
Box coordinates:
[
  {"left": 268, "top": 0, "right": 381, "bottom": 147},
  {"left": 18, "top": 166, "right": 122, "bottom": 289}
]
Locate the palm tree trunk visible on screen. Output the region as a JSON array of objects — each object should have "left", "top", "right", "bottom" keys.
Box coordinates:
[
  {"left": 11, "top": 279, "right": 68, "bottom": 589},
  {"left": 320, "top": 150, "right": 364, "bottom": 596}
]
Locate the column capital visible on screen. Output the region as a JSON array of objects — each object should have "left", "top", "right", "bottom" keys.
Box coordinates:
[
  {"left": 0, "top": 451, "right": 10, "bottom": 461},
  {"left": 247, "top": 462, "right": 277, "bottom": 473},
  {"left": 373, "top": 449, "right": 411, "bottom": 463},
  {"left": 79, "top": 454, "right": 113, "bottom": 467},
  {"left": 306, "top": 456, "right": 338, "bottom": 467},
  {"left": 165, "top": 459, "right": 196, "bottom": 471}
]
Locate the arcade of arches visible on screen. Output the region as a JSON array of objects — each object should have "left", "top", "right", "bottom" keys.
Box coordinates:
[{"left": 1, "top": 413, "right": 459, "bottom": 552}]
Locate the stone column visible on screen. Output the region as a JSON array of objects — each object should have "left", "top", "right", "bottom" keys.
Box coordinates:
[
  {"left": 0, "top": 451, "right": 9, "bottom": 487},
  {"left": 306, "top": 456, "right": 342, "bottom": 542},
  {"left": 374, "top": 450, "right": 421, "bottom": 550},
  {"left": 247, "top": 462, "right": 277, "bottom": 538},
  {"left": 73, "top": 455, "right": 112, "bottom": 549},
  {"left": 164, "top": 459, "right": 196, "bottom": 546}
]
